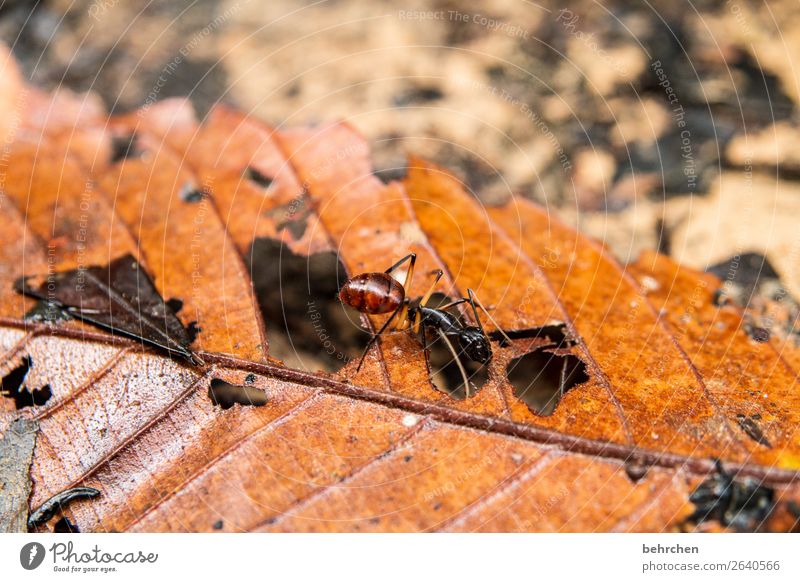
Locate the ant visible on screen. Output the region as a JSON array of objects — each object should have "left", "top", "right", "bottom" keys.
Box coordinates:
[{"left": 339, "top": 253, "right": 511, "bottom": 396}]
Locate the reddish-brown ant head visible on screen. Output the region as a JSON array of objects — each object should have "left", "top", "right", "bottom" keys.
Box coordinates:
[{"left": 339, "top": 272, "right": 406, "bottom": 314}]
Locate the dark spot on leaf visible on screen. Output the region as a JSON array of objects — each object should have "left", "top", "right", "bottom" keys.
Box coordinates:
[
  {"left": 110, "top": 133, "right": 141, "bottom": 163},
  {"left": 735, "top": 414, "right": 772, "bottom": 448},
  {"left": 1, "top": 356, "right": 52, "bottom": 409},
  {"left": 247, "top": 239, "right": 369, "bottom": 373},
  {"left": 404, "top": 455, "right": 412, "bottom": 463},
  {"left": 208, "top": 378, "right": 267, "bottom": 410},
  {"left": 244, "top": 373, "right": 256, "bottom": 385},
  {"left": 53, "top": 517, "right": 80, "bottom": 533},
  {"left": 28, "top": 487, "right": 100, "bottom": 530},
  {"left": 245, "top": 166, "right": 274, "bottom": 189},
  {"left": 179, "top": 181, "right": 206, "bottom": 203},
  {"left": 506, "top": 350, "right": 589, "bottom": 416},
  {"left": 212, "top": 519, "right": 223, "bottom": 530}
]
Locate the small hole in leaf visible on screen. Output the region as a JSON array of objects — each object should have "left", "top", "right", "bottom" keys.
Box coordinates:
[
  {"left": 165, "top": 298, "right": 184, "bottom": 314},
  {"left": 110, "top": 134, "right": 141, "bottom": 163},
  {"left": 53, "top": 517, "right": 80, "bottom": 533},
  {"left": 506, "top": 350, "right": 589, "bottom": 416},
  {"left": 274, "top": 199, "right": 312, "bottom": 240},
  {"left": 624, "top": 460, "right": 649, "bottom": 483},
  {"left": 245, "top": 166, "right": 274, "bottom": 189},
  {"left": 247, "top": 238, "right": 369, "bottom": 372},
  {"left": 423, "top": 293, "right": 490, "bottom": 400},
  {"left": 1, "top": 356, "right": 52, "bottom": 409},
  {"left": 489, "top": 323, "right": 573, "bottom": 347},
  {"left": 208, "top": 379, "right": 267, "bottom": 410},
  {"left": 179, "top": 182, "right": 206, "bottom": 203}
]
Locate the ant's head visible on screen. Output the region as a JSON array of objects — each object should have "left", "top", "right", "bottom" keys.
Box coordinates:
[{"left": 458, "top": 327, "right": 492, "bottom": 365}]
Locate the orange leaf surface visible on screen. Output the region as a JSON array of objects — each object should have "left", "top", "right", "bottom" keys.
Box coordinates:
[{"left": 0, "top": 49, "right": 798, "bottom": 533}]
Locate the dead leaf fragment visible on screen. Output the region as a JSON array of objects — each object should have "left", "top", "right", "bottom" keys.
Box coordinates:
[{"left": 0, "top": 418, "right": 39, "bottom": 533}]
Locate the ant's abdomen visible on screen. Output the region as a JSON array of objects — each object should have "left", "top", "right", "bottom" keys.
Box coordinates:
[{"left": 339, "top": 272, "right": 405, "bottom": 314}]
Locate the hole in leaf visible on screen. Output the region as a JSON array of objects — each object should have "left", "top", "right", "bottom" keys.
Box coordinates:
[
  {"left": 179, "top": 181, "right": 206, "bottom": 203},
  {"left": 1, "top": 356, "right": 52, "bottom": 409},
  {"left": 624, "top": 459, "right": 649, "bottom": 483},
  {"left": 274, "top": 198, "right": 312, "bottom": 240},
  {"left": 245, "top": 166, "right": 274, "bottom": 189},
  {"left": 53, "top": 517, "right": 80, "bottom": 533},
  {"left": 422, "top": 293, "right": 490, "bottom": 400},
  {"left": 247, "top": 239, "right": 370, "bottom": 373},
  {"left": 489, "top": 323, "right": 574, "bottom": 347},
  {"left": 110, "top": 133, "right": 141, "bottom": 163},
  {"left": 165, "top": 298, "right": 184, "bottom": 314},
  {"left": 208, "top": 379, "right": 267, "bottom": 410},
  {"left": 506, "top": 350, "right": 589, "bottom": 416}
]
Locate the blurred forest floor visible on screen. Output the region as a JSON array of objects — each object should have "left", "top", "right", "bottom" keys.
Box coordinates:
[{"left": 3, "top": 0, "right": 800, "bottom": 332}]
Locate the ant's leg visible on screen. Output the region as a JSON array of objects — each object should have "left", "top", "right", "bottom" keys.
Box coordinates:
[
  {"left": 436, "top": 328, "right": 472, "bottom": 398},
  {"left": 467, "top": 288, "right": 513, "bottom": 345},
  {"left": 384, "top": 253, "right": 416, "bottom": 290},
  {"left": 412, "top": 269, "right": 444, "bottom": 335},
  {"left": 395, "top": 302, "right": 411, "bottom": 331},
  {"left": 355, "top": 302, "right": 403, "bottom": 372},
  {"left": 419, "top": 270, "right": 444, "bottom": 308},
  {"left": 412, "top": 308, "right": 422, "bottom": 335},
  {"left": 419, "top": 320, "right": 430, "bottom": 369},
  {"left": 384, "top": 253, "right": 415, "bottom": 275},
  {"left": 437, "top": 298, "right": 468, "bottom": 311}
]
